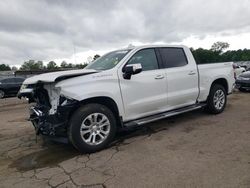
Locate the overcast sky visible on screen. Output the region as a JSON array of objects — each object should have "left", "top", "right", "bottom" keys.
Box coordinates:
[{"left": 1, "top": 0, "right": 250, "bottom": 66}]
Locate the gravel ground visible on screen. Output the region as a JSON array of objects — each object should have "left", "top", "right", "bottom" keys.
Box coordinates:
[{"left": 0, "top": 92, "right": 249, "bottom": 188}]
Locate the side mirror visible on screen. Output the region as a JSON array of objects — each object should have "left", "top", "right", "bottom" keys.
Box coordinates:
[{"left": 123, "top": 64, "right": 142, "bottom": 79}]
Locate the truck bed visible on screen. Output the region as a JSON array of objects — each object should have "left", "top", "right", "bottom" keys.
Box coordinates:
[{"left": 197, "top": 62, "right": 235, "bottom": 101}]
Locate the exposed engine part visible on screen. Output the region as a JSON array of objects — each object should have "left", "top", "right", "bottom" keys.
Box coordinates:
[
  {"left": 19, "top": 83, "right": 79, "bottom": 137},
  {"left": 44, "top": 84, "right": 61, "bottom": 115}
]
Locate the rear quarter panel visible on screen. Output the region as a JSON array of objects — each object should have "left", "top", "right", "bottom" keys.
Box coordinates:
[{"left": 198, "top": 62, "right": 235, "bottom": 102}]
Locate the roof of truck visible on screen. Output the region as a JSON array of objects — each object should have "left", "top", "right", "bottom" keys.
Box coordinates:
[{"left": 122, "top": 44, "right": 187, "bottom": 51}]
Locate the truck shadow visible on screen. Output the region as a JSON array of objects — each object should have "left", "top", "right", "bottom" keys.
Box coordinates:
[
  {"left": 111, "top": 109, "right": 207, "bottom": 147},
  {"left": 10, "top": 109, "right": 207, "bottom": 172}
]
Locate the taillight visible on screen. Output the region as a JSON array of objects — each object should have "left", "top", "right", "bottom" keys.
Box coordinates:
[{"left": 232, "top": 64, "right": 236, "bottom": 79}]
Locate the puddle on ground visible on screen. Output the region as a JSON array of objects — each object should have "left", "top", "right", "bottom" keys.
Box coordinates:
[{"left": 9, "top": 144, "right": 79, "bottom": 172}]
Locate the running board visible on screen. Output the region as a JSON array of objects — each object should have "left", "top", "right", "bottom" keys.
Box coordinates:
[{"left": 123, "top": 104, "right": 206, "bottom": 127}]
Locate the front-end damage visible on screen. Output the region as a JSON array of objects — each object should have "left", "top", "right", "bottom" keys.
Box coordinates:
[
  {"left": 17, "top": 69, "right": 99, "bottom": 139},
  {"left": 18, "top": 83, "right": 80, "bottom": 138}
]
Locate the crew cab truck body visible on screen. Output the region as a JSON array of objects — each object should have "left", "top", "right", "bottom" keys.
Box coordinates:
[{"left": 18, "top": 45, "right": 235, "bottom": 152}]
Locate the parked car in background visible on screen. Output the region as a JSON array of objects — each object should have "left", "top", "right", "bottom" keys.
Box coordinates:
[
  {"left": 236, "top": 71, "right": 250, "bottom": 92},
  {"left": 233, "top": 65, "right": 246, "bottom": 78},
  {"left": 0, "top": 77, "right": 25, "bottom": 99}
]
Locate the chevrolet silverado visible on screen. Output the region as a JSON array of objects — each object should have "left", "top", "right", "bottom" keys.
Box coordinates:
[{"left": 18, "top": 45, "right": 235, "bottom": 152}]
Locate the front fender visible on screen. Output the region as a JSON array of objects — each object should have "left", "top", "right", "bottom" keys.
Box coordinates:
[{"left": 55, "top": 71, "right": 125, "bottom": 118}]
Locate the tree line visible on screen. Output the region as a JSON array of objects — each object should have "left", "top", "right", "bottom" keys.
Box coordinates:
[
  {"left": 1, "top": 42, "right": 250, "bottom": 71},
  {"left": 191, "top": 42, "right": 250, "bottom": 64},
  {"left": 0, "top": 54, "right": 100, "bottom": 71},
  {"left": 19, "top": 60, "right": 88, "bottom": 71}
]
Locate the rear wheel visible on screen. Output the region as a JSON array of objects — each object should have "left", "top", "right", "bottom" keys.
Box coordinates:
[
  {"left": 206, "top": 84, "right": 227, "bottom": 114},
  {"left": 0, "top": 90, "right": 5, "bottom": 99},
  {"left": 68, "top": 103, "right": 117, "bottom": 153}
]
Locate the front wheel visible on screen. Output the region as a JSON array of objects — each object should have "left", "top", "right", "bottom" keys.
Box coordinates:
[
  {"left": 206, "top": 84, "right": 227, "bottom": 114},
  {"left": 68, "top": 103, "right": 117, "bottom": 153}
]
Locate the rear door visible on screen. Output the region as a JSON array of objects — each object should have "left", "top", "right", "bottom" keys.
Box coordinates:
[
  {"left": 12, "top": 78, "right": 24, "bottom": 93},
  {"left": 119, "top": 48, "right": 168, "bottom": 121},
  {"left": 1, "top": 78, "right": 13, "bottom": 95},
  {"left": 158, "top": 47, "right": 199, "bottom": 109}
]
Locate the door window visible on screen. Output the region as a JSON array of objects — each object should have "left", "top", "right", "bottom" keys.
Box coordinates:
[
  {"left": 159, "top": 48, "right": 188, "bottom": 68},
  {"left": 13, "top": 78, "right": 24, "bottom": 83},
  {"left": 2, "top": 78, "right": 14, "bottom": 84},
  {"left": 126, "top": 49, "right": 159, "bottom": 71}
]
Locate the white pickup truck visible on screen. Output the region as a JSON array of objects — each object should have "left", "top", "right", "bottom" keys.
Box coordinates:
[{"left": 18, "top": 45, "right": 235, "bottom": 152}]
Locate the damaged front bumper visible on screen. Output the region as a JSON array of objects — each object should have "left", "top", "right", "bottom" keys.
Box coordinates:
[
  {"left": 29, "top": 99, "right": 79, "bottom": 137},
  {"left": 18, "top": 84, "right": 79, "bottom": 138}
]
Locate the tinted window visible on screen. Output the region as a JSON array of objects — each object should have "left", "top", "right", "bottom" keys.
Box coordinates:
[
  {"left": 127, "top": 49, "right": 159, "bottom": 71},
  {"left": 159, "top": 48, "right": 188, "bottom": 68},
  {"left": 13, "top": 78, "right": 24, "bottom": 83},
  {"left": 1, "top": 78, "right": 13, "bottom": 83},
  {"left": 0, "top": 78, "right": 24, "bottom": 84}
]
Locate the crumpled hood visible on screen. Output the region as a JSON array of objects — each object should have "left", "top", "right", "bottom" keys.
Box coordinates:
[{"left": 23, "top": 69, "right": 98, "bottom": 84}]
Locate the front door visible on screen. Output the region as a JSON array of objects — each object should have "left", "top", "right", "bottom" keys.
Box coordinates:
[{"left": 118, "top": 48, "right": 168, "bottom": 121}]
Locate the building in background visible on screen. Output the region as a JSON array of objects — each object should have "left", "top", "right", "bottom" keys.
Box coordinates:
[{"left": 0, "top": 71, "right": 15, "bottom": 78}]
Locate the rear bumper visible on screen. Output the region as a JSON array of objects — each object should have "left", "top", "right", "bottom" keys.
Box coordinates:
[{"left": 235, "top": 80, "right": 250, "bottom": 89}]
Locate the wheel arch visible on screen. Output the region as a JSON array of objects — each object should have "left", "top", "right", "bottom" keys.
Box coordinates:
[
  {"left": 79, "top": 96, "right": 122, "bottom": 127},
  {"left": 210, "top": 78, "right": 229, "bottom": 94}
]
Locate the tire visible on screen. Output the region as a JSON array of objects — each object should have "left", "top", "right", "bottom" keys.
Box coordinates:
[
  {"left": 0, "top": 90, "right": 5, "bottom": 99},
  {"left": 68, "top": 103, "right": 117, "bottom": 153},
  {"left": 206, "top": 84, "right": 227, "bottom": 114},
  {"left": 239, "top": 87, "right": 246, "bottom": 92}
]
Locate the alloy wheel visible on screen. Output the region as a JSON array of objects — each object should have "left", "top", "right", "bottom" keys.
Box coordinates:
[
  {"left": 80, "top": 113, "right": 111, "bottom": 145},
  {"left": 213, "top": 89, "right": 225, "bottom": 110}
]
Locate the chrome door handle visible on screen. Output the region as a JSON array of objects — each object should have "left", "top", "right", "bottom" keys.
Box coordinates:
[
  {"left": 188, "top": 71, "right": 196, "bottom": 75},
  {"left": 155, "top": 75, "right": 164, "bottom": 79}
]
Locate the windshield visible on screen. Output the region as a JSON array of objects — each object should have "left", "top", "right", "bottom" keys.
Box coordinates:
[{"left": 85, "top": 49, "right": 131, "bottom": 70}]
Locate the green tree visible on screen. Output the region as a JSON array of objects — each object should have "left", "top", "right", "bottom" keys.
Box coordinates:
[
  {"left": 0, "top": 64, "right": 11, "bottom": 71},
  {"left": 211, "top": 41, "right": 230, "bottom": 53},
  {"left": 60, "top": 61, "right": 68, "bottom": 68},
  {"left": 11, "top": 66, "right": 18, "bottom": 71},
  {"left": 47, "top": 61, "right": 58, "bottom": 70},
  {"left": 20, "top": 60, "right": 44, "bottom": 70},
  {"left": 191, "top": 42, "right": 250, "bottom": 64},
  {"left": 191, "top": 48, "right": 221, "bottom": 64},
  {"left": 75, "top": 63, "right": 88, "bottom": 69},
  {"left": 60, "top": 61, "right": 76, "bottom": 68},
  {"left": 67, "top": 63, "right": 74, "bottom": 68}
]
